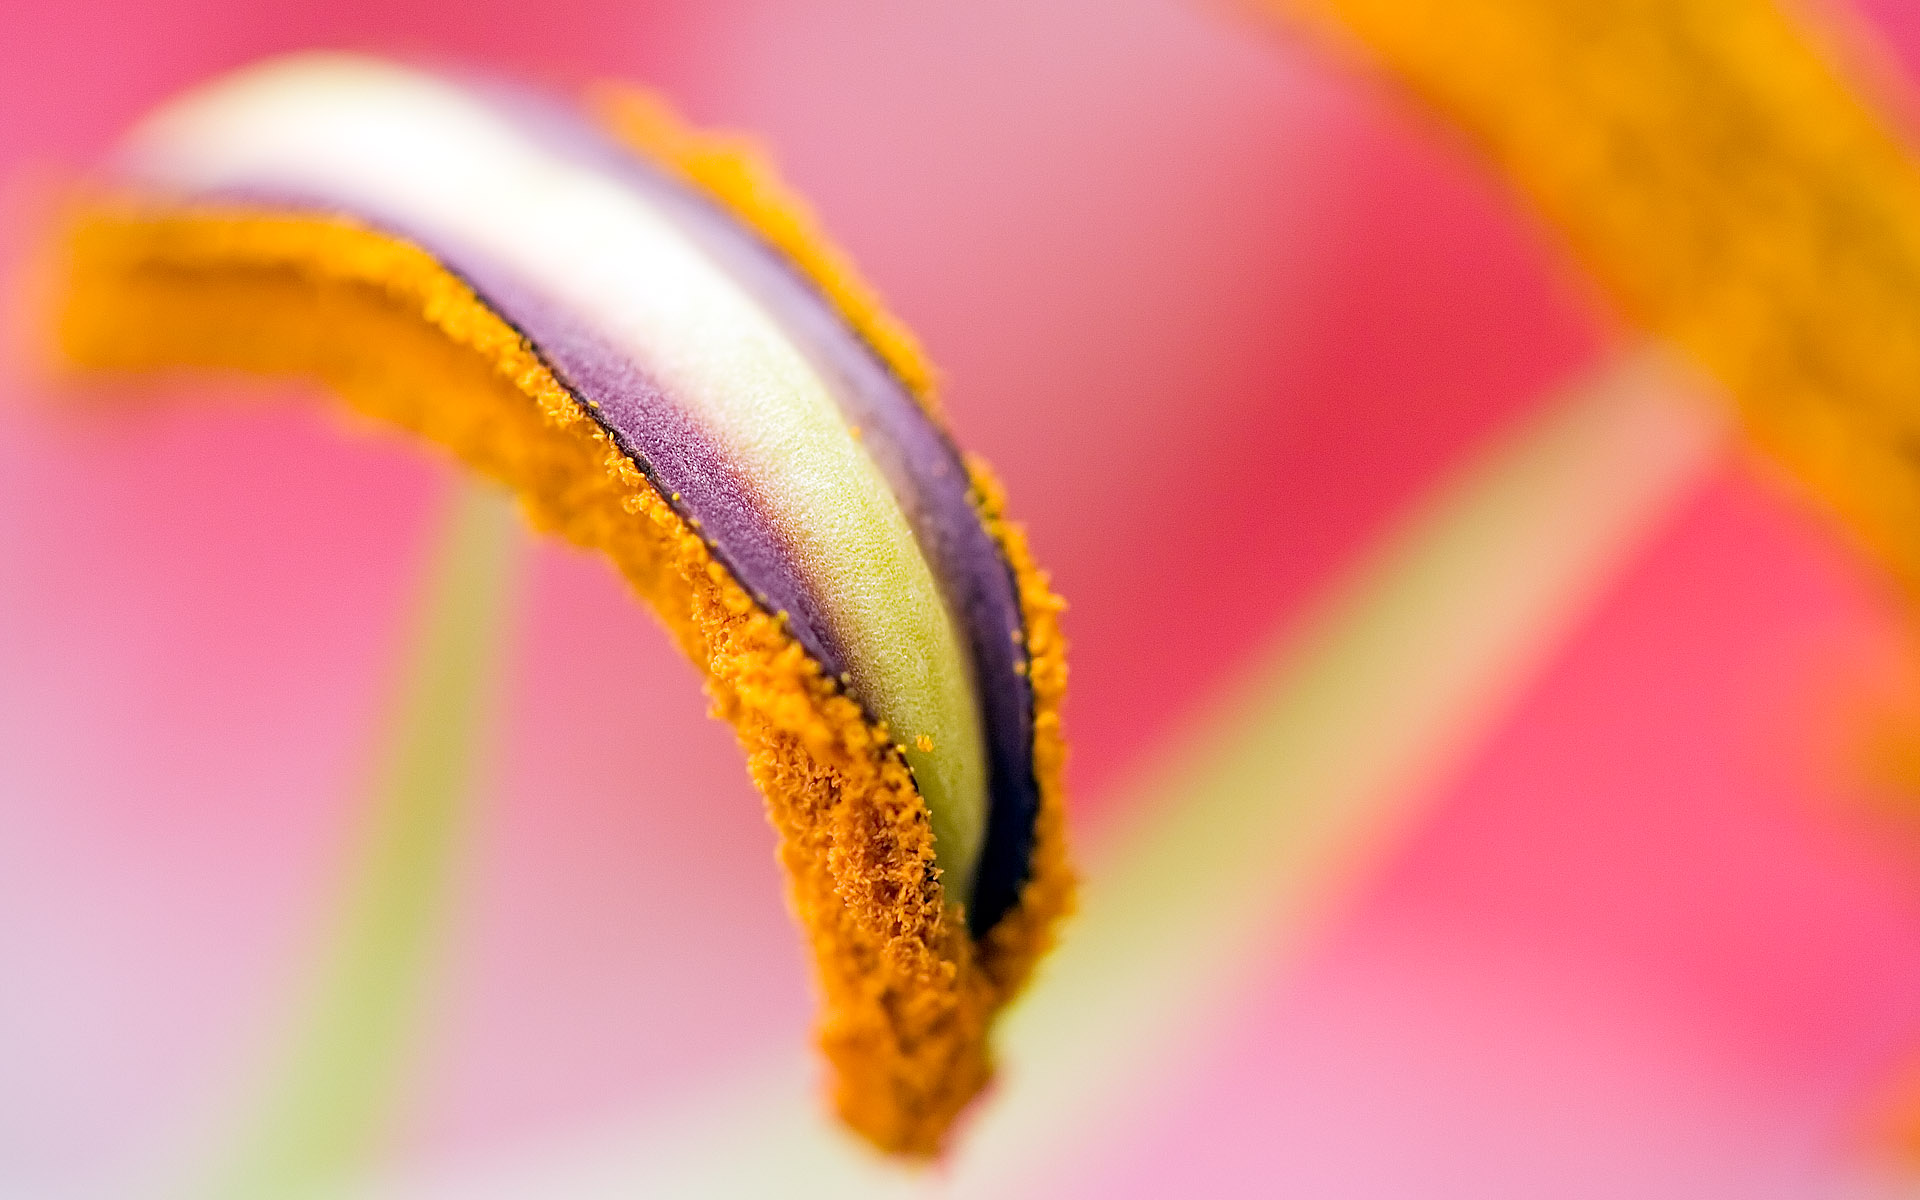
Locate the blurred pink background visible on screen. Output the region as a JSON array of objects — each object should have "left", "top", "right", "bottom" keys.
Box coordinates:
[{"left": 5, "top": 1, "right": 1920, "bottom": 1195}]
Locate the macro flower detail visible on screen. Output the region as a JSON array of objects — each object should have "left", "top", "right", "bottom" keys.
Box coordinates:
[
  {"left": 52, "top": 52, "right": 1070, "bottom": 1156},
  {"left": 19, "top": 1, "right": 1920, "bottom": 1192}
]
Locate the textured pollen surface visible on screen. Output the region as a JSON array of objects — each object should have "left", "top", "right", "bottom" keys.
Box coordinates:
[
  {"left": 587, "top": 84, "right": 1048, "bottom": 936},
  {"left": 54, "top": 70, "right": 1071, "bottom": 1156},
  {"left": 118, "top": 53, "right": 991, "bottom": 901}
]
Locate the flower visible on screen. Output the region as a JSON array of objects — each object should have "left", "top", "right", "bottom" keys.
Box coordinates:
[{"left": 4, "top": 1, "right": 1920, "bottom": 1196}]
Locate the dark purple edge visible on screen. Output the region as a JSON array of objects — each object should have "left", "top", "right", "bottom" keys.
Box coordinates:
[
  {"left": 152, "top": 74, "right": 1040, "bottom": 935},
  {"left": 416, "top": 226, "right": 856, "bottom": 680},
  {"left": 466, "top": 81, "right": 1044, "bottom": 938},
  {"left": 184, "top": 184, "right": 852, "bottom": 692}
]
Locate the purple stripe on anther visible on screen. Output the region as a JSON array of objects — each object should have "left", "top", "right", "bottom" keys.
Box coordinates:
[
  {"left": 475, "top": 82, "right": 1041, "bottom": 933},
  {"left": 448, "top": 252, "right": 853, "bottom": 681},
  {"left": 198, "top": 184, "right": 850, "bottom": 681},
  {"left": 189, "top": 70, "right": 1042, "bottom": 930}
]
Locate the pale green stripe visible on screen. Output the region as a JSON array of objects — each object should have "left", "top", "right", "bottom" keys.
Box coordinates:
[
  {"left": 348, "top": 349, "right": 1722, "bottom": 1199},
  {"left": 211, "top": 483, "right": 522, "bottom": 1199}
]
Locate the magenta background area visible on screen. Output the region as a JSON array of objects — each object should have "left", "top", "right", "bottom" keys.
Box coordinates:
[
  {"left": 1075, "top": 468, "right": 1920, "bottom": 1198},
  {"left": 2, "top": 0, "right": 1918, "bottom": 1195}
]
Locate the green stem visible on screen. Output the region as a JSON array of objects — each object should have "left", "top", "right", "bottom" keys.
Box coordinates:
[{"left": 214, "top": 482, "right": 522, "bottom": 1199}]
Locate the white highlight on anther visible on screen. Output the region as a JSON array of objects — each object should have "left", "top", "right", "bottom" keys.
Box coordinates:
[{"left": 125, "top": 53, "right": 988, "bottom": 894}]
